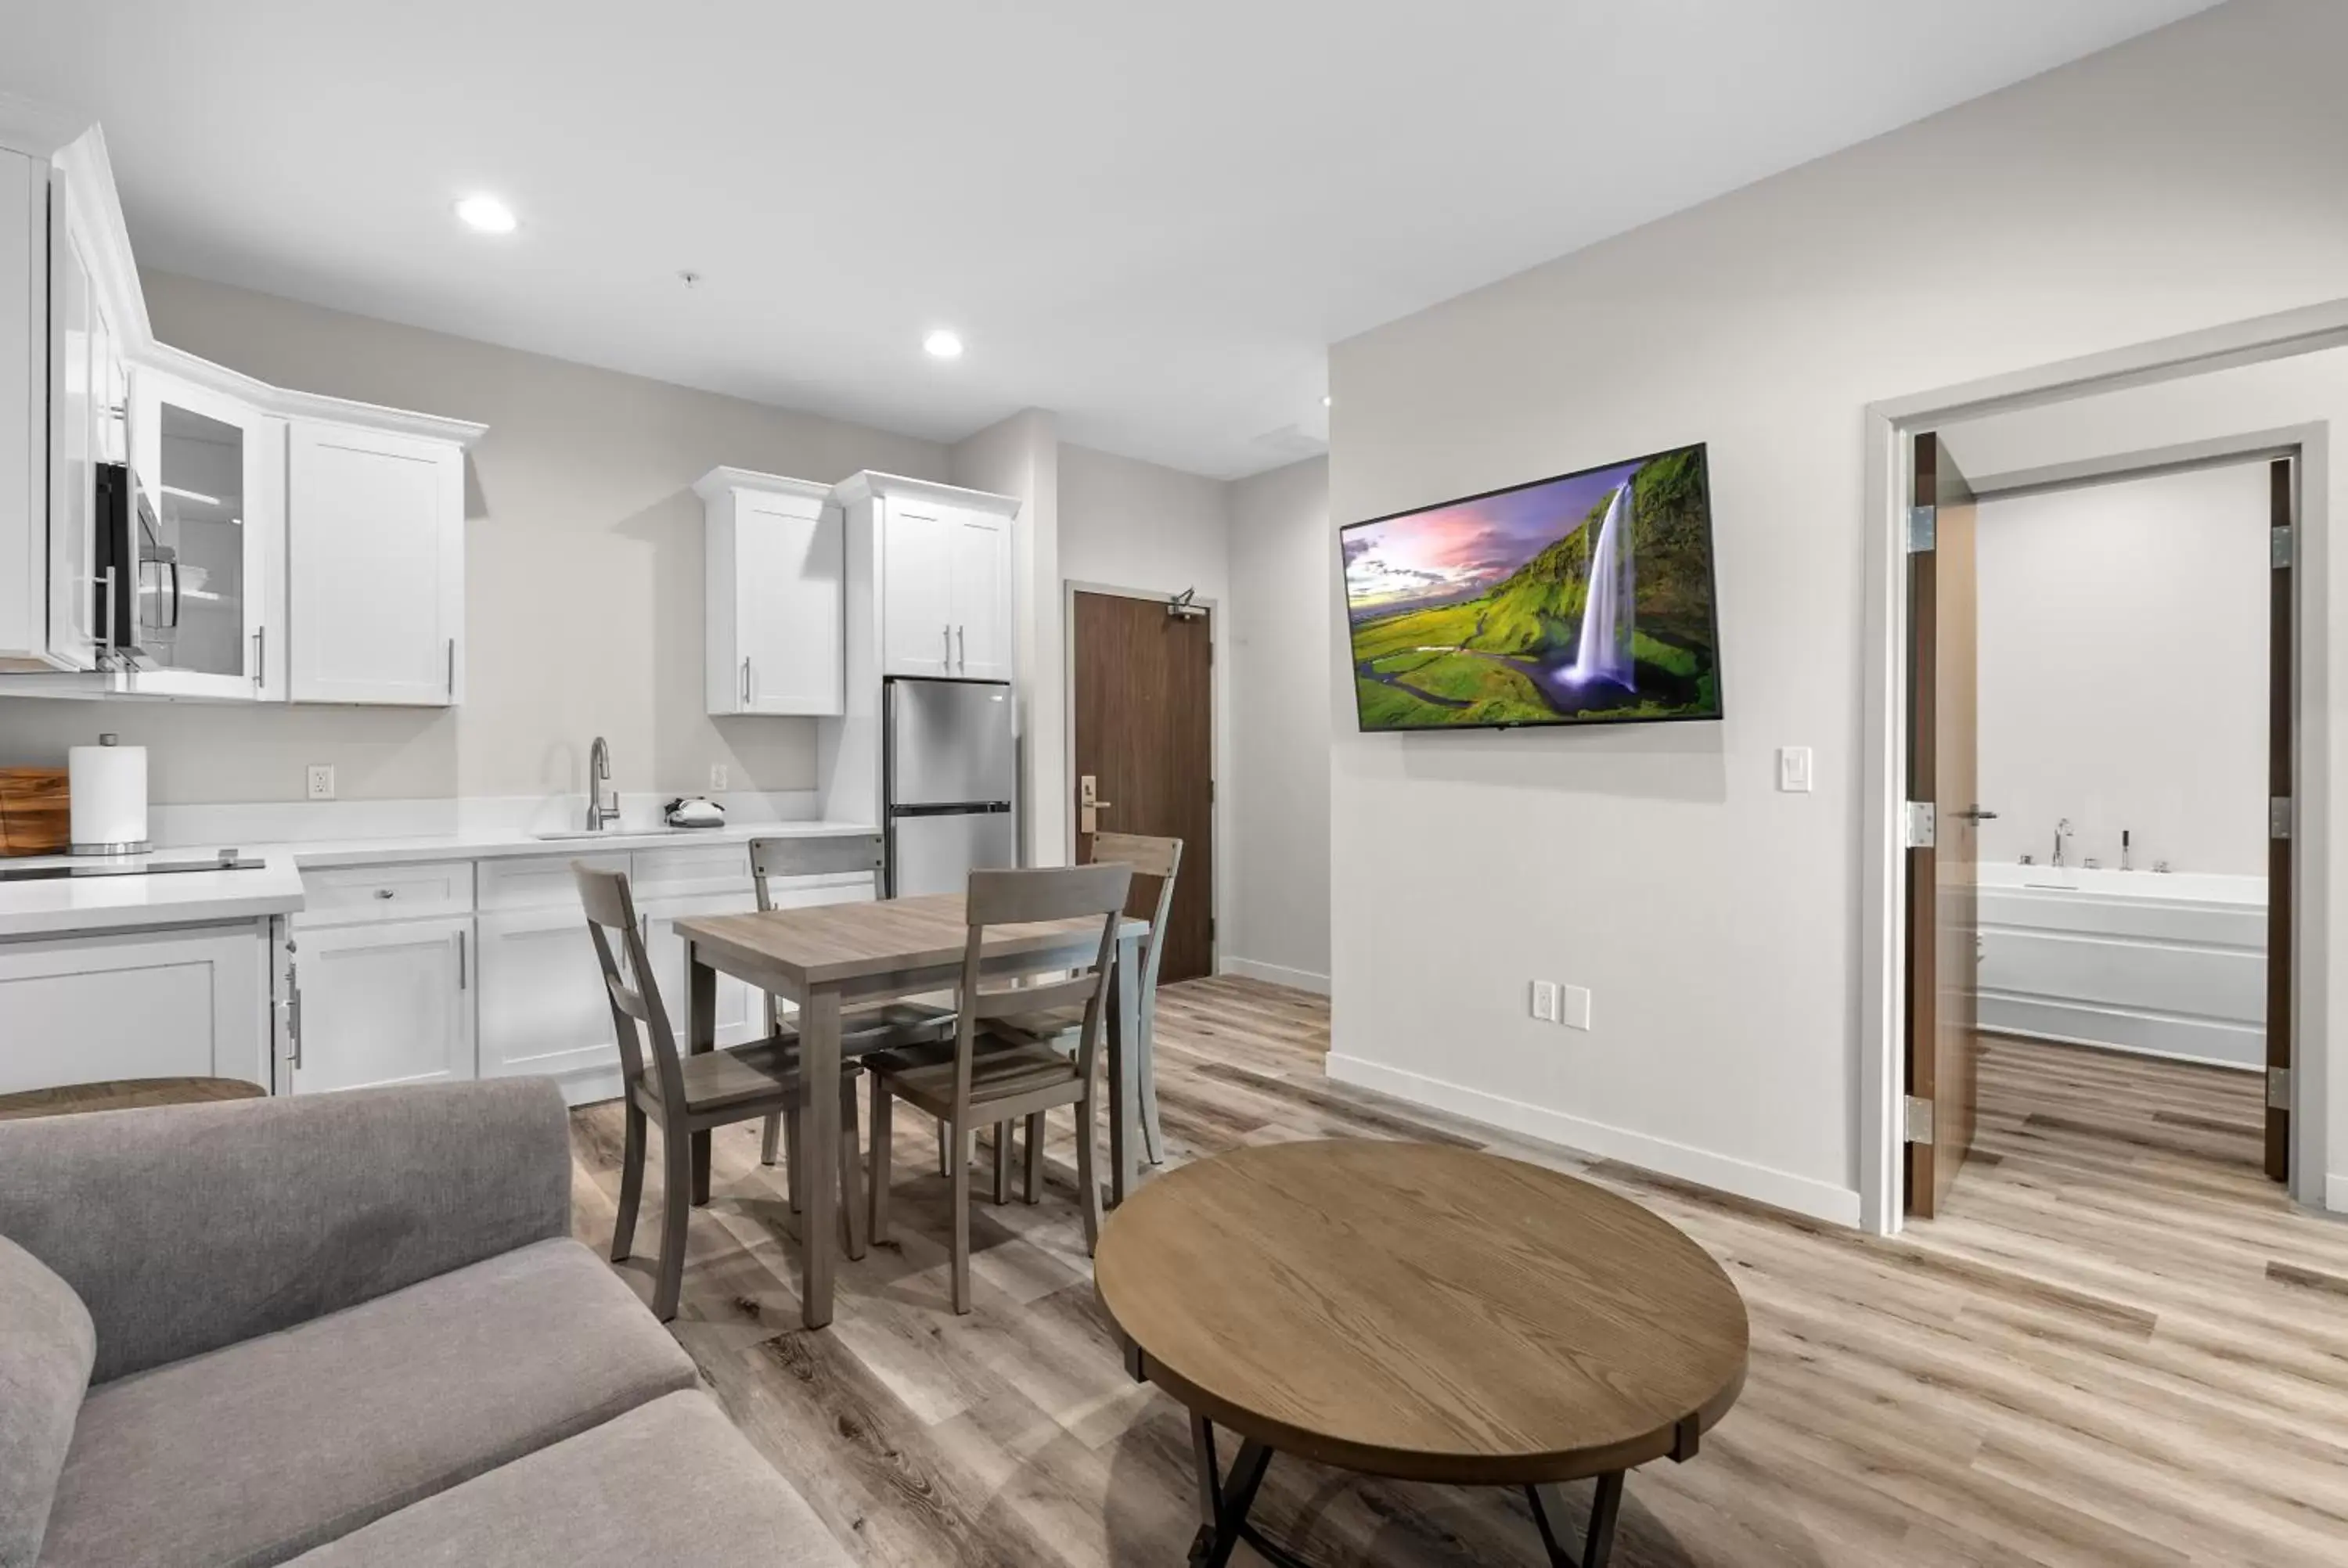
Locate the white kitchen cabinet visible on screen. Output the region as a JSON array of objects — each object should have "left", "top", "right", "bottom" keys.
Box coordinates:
[
  {"left": 287, "top": 915, "right": 473, "bottom": 1093},
  {"left": 127, "top": 364, "right": 286, "bottom": 700},
  {"left": 697, "top": 468, "right": 842, "bottom": 716},
  {"left": 475, "top": 903, "right": 616, "bottom": 1088},
  {"left": 836, "top": 473, "right": 1019, "bottom": 683},
  {"left": 0, "top": 923, "right": 271, "bottom": 1094},
  {"left": 0, "top": 147, "right": 39, "bottom": 668},
  {"left": 42, "top": 170, "right": 103, "bottom": 672},
  {"left": 287, "top": 419, "right": 464, "bottom": 706},
  {"left": 640, "top": 890, "right": 761, "bottom": 1048}
]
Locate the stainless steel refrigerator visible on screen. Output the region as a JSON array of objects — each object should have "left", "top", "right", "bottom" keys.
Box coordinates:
[{"left": 884, "top": 678, "right": 1017, "bottom": 897}]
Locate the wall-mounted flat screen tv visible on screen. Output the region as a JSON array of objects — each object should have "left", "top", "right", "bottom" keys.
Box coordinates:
[{"left": 1341, "top": 442, "right": 1723, "bottom": 731}]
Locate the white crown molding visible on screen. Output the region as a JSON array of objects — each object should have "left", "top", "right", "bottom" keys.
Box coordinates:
[
  {"left": 691, "top": 466, "right": 834, "bottom": 505},
  {"left": 0, "top": 92, "right": 89, "bottom": 160},
  {"left": 830, "top": 469, "right": 1021, "bottom": 517},
  {"left": 139, "top": 340, "right": 488, "bottom": 448}
]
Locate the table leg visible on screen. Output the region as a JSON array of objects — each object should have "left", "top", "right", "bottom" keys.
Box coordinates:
[
  {"left": 1186, "top": 1419, "right": 1274, "bottom": 1568},
  {"left": 686, "top": 942, "right": 715, "bottom": 1207},
  {"left": 1527, "top": 1473, "right": 1626, "bottom": 1568},
  {"left": 1107, "top": 926, "right": 1142, "bottom": 1207},
  {"left": 798, "top": 987, "right": 842, "bottom": 1329}
]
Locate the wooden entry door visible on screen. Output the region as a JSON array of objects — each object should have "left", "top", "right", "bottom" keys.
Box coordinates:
[
  {"left": 1904, "top": 433, "right": 1982, "bottom": 1218},
  {"left": 1071, "top": 590, "right": 1214, "bottom": 983},
  {"left": 2266, "top": 458, "right": 2295, "bottom": 1183}
]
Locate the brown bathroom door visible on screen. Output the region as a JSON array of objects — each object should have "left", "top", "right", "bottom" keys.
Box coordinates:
[
  {"left": 2266, "top": 458, "right": 2293, "bottom": 1183},
  {"left": 1904, "top": 432, "right": 1982, "bottom": 1219}
]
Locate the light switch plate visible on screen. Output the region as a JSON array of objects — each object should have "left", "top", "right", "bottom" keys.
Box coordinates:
[
  {"left": 1562, "top": 984, "right": 1593, "bottom": 1030},
  {"left": 305, "top": 764, "right": 335, "bottom": 801},
  {"left": 1529, "top": 980, "right": 1559, "bottom": 1023},
  {"left": 709, "top": 763, "right": 729, "bottom": 790},
  {"left": 1777, "top": 746, "right": 1813, "bottom": 793}
]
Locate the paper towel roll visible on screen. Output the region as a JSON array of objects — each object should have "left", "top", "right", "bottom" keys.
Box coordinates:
[{"left": 70, "top": 734, "right": 149, "bottom": 854}]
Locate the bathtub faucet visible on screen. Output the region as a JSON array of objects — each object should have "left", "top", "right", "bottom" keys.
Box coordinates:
[{"left": 2052, "top": 818, "right": 2073, "bottom": 868}]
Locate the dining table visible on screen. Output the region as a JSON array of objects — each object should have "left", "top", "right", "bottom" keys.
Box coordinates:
[{"left": 672, "top": 890, "right": 1149, "bottom": 1329}]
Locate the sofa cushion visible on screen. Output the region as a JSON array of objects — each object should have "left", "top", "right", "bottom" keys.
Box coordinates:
[
  {"left": 284, "top": 1392, "right": 852, "bottom": 1568},
  {"left": 0, "top": 1236, "right": 95, "bottom": 1568},
  {"left": 37, "top": 1239, "right": 695, "bottom": 1568}
]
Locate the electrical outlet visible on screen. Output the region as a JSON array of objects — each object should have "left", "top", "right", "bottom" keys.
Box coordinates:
[
  {"left": 709, "top": 763, "right": 729, "bottom": 790},
  {"left": 304, "top": 764, "right": 335, "bottom": 801},
  {"left": 1529, "top": 980, "right": 1559, "bottom": 1023},
  {"left": 1561, "top": 984, "right": 1593, "bottom": 1031},
  {"left": 1777, "top": 746, "right": 1813, "bottom": 793}
]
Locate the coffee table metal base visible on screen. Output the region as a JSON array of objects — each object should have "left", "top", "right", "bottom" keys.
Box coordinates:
[{"left": 1184, "top": 1415, "right": 1626, "bottom": 1568}]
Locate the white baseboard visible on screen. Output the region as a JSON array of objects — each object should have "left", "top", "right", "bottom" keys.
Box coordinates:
[
  {"left": 1325, "top": 1052, "right": 1864, "bottom": 1228},
  {"left": 2328, "top": 1174, "right": 2348, "bottom": 1214},
  {"left": 1218, "top": 956, "right": 1331, "bottom": 995}
]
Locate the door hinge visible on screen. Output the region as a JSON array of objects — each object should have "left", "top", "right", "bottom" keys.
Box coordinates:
[
  {"left": 1903, "top": 800, "right": 1936, "bottom": 849},
  {"left": 1907, "top": 506, "right": 1936, "bottom": 553},
  {"left": 1903, "top": 1094, "right": 1935, "bottom": 1144},
  {"left": 2273, "top": 525, "right": 2295, "bottom": 570},
  {"left": 2268, "top": 1066, "right": 2292, "bottom": 1111},
  {"left": 2271, "top": 797, "right": 2293, "bottom": 841}
]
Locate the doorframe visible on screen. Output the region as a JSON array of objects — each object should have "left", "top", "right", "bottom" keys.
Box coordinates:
[
  {"left": 1061, "top": 577, "right": 1226, "bottom": 976},
  {"left": 1860, "top": 297, "right": 2348, "bottom": 1235}
]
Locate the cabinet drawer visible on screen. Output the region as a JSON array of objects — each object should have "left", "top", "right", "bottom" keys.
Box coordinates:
[
  {"left": 297, "top": 861, "right": 474, "bottom": 926},
  {"left": 479, "top": 851, "right": 628, "bottom": 912},
  {"left": 632, "top": 842, "right": 751, "bottom": 899}
]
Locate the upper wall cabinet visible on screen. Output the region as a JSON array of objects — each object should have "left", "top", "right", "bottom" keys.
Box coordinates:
[
  {"left": 288, "top": 420, "right": 466, "bottom": 705},
  {"left": 0, "top": 104, "right": 484, "bottom": 704},
  {"left": 126, "top": 364, "right": 285, "bottom": 700},
  {"left": 697, "top": 467, "right": 843, "bottom": 716},
  {"left": 834, "top": 472, "right": 1017, "bottom": 683}
]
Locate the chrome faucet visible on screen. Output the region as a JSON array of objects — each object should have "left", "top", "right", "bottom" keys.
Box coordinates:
[
  {"left": 2051, "top": 818, "right": 2073, "bottom": 868},
  {"left": 585, "top": 736, "right": 618, "bottom": 831}
]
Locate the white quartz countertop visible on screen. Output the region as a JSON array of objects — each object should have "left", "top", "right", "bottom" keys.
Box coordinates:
[
  {"left": 0, "top": 819, "right": 880, "bottom": 939},
  {"left": 0, "top": 851, "right": 307, "bottom": 940}
]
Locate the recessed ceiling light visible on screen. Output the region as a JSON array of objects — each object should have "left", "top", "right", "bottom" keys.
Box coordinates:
[
  {"left": 923, "top": 329, "right": 964, "bottom": 360},
  {"left": 455, "top": 194, "right": 517, "bottom": 235}
]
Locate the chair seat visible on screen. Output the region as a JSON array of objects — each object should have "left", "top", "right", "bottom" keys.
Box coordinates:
[
  {"left": 643, "top": 1036, "right": 849, "bottom": 1116},
  {"left": 870, "top": 1042, "right": 1083, "bottom": 1117},
  {"left": 776, "top": 1000, "right": 955, "bottom": 1052}
]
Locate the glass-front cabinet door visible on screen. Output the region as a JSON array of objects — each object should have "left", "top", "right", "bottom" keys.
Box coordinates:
[{"left": 127, "top": 366, "right": 283, "bottom": 700}]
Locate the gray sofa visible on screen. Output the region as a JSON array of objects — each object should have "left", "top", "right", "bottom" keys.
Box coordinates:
[{"left": 0, "top": 1079, "right": 852, "bottom": 1568}]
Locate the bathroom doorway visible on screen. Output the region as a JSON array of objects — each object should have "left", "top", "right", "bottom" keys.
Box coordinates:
[{"left": 1901, "top": 444, "right": 2295, "bottom": 1219}]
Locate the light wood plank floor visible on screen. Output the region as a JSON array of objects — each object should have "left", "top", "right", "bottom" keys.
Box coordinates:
[{"left": 569, "top": 983, "right": 2348, "bottom": 1566}]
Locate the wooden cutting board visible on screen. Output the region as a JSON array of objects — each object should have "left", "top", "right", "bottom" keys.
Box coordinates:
[{"left": 0, "top": 768, "right": 70, "bottom": 856}]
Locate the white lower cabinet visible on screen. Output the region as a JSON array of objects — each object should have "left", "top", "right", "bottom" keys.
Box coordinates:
[
  {"left": 0, "top": 924, "right": 270, "bottom": 1094},
  {"left": 288, "top": 915, "right": 473, "bottom": 1094},
  {"left": 641, "top": 890, "right": 762, "bottom": 1049},
  {"left": 475, "top": 903, "right": 618, "bottom": 1088}
]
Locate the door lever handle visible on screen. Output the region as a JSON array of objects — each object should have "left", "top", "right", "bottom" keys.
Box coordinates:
[{"left": 1953, "top": 807, "right": 1999, "bottom": 821}]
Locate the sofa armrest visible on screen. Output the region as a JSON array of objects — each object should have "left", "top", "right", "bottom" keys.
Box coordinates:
[{"left": 0, "top": 1078, "right": 572, "bottom": 1384}]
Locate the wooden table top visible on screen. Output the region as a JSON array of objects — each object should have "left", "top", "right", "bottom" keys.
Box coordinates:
[
  {"left": 1094, "top": 1140, "right": 1749, "bottom": 1485},
  {"left": 0, "top": 1076, "right": 268, "bottom": 1120},
  {"left": 675, "top": 891, "right": 1146, "bottom": 988}
]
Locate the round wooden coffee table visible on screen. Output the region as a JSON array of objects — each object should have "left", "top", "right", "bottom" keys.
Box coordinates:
[{"left": 1095, "top": 1140, "right": 1748, "bottom": 1568}]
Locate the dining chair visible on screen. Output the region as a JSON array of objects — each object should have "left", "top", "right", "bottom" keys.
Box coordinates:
[
  {"left": 576, "top": 861, "right": 870, "bottom": 1323},
  {"left": 863, "top": 861, "right": 1133, "bottom": 1314},
  {"left": 993, "top": 831, "right": 1183, "bottom": 1164},
  {"left": 746, "top": 833, "right": 955, "bottom": 1196}
]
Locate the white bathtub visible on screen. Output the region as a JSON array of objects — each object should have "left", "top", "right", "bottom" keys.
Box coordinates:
[{"left": 1974, "top": 862, "right": 2267, "bottom": 1070}]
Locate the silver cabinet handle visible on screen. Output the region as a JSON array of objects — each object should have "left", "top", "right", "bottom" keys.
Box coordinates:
[
  {"left": 252, "top": 626, "right": 265, "bottom": 689},
  {"left": 446, "top": 638, "right": 457, "bottom": 698},
  {"left": 741, "top": 656, "right": 752, "bottom": 707},
  {"left": 956, "top": 624, "right": 965, "bottom": 669},
  {"left": 457, "top": 930, "right": 468, "bottom": 990},
  {"left": 943, "top": 623, "right": 953, "bottom": 667},
  {"left": 286, "top": 969, "right": 303, "bottom": 1070}
]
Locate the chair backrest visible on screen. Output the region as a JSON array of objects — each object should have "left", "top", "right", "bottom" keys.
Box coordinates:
[
  {"left": 945, "top": 863, "right": 1133, "bottom": 1110},
  {"left": 1089, "top": 832, "right": 1183, "bottom": 1001},
  {"left": 749, "top": 832, "right": 887, "bottom": 910},
  {"left": 574, "top": 861, "right": 689, "bottom": 1108}
]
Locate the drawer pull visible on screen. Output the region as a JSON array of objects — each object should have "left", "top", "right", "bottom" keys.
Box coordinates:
[{"left": 374, "top": 888, "right": 396, "bottom": 899}]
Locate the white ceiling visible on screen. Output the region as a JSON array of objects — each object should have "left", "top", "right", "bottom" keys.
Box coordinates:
[{"left": 5, "top": 1, "right": 2215, "bottom": 477}]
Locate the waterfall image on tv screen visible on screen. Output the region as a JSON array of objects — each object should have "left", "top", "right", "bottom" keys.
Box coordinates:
[{"left": 1340, "top": 443, "right": 1723, "bottom": 731}]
